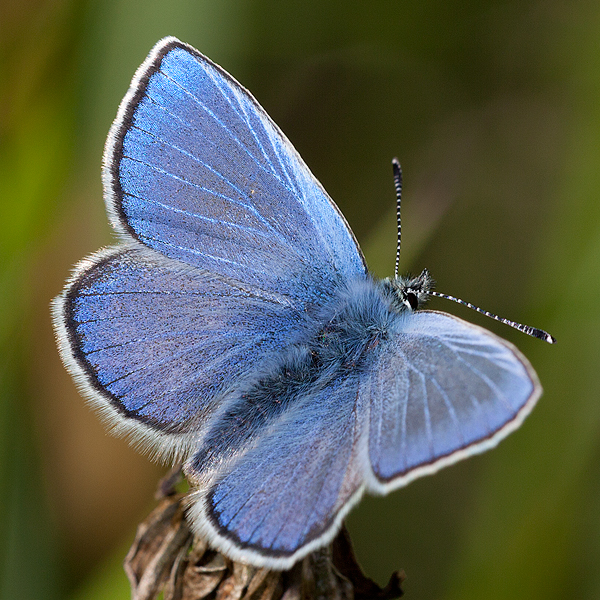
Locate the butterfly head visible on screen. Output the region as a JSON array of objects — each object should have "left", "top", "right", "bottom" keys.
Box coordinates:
[{"left": 381, "top": 268, "right": 435, "bottom": 313}]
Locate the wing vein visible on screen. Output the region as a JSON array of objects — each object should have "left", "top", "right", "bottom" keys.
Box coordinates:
[
  {"left": 123, "top": 130, "right": 298, "bottom": 247},
  {"left": 122, "top": 191, "right": 284, "bottom": 242},
  {"left": 205, "top": 68, "right": 283, "bottom": 184},
  {"left": 102, "top": 337, "right": 257, "bottom": 390},
  {"left": 431, "top": 378, "right": 465, "bottom": 446},
  {"left": 451, "top": 352, "right": 515, "bottom": 413},
  {"left": 82, "top": 329, "right": 249, "bottom": 355},
  {"left": 155, "top": 69, "right": 294, "bottom": 195}
]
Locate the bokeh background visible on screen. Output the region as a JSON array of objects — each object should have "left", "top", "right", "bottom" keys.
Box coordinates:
[{"left": 2, "top": 0, "right": 600, "bottom": 598}]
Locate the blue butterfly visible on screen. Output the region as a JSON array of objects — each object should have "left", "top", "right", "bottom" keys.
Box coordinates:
[{"left": 53, "top": 37, "right": 554, "bottom": 570}]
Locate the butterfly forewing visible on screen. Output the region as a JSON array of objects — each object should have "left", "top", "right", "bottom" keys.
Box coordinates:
[
  {"left": 365, "top": 311, "right": 541, "bottom": 492},
  {"left": 105, "top": 38, "right": 366, "bottom": 302}
]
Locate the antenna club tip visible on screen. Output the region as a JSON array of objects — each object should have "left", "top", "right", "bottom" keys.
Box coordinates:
[{"left": 531, "top": 328, "right": 556, "bottom": 344}]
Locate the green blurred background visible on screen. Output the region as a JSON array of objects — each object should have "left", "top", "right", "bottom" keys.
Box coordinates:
[{"left": 2, "top": 0, "right": 599, "bottom": 598}]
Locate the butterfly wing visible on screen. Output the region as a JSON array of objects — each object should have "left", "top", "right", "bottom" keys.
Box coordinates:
[
  {"left": 104, "top": 37, "right": 366, "bottom": 302},
  {"left": 185, "top": 372, "right": 368, "bottom": 569},
  {"left": 365, "top": 310, "right": 542, "bottom": 492},
  {"left": 53, "top": 246, "right": 313, "bottom": 459}
]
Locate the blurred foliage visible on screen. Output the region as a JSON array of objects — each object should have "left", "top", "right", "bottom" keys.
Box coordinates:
[{"left": 1, "top": 0, "right": 599, "bottom": 598}]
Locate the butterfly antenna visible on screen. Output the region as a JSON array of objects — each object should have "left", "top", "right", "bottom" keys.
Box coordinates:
[
  {"left": 392, "top": 158, "right": 403, "bottom": 278},
  {"left": 425, "top": 290, "right": 556, "bottom": 343}
]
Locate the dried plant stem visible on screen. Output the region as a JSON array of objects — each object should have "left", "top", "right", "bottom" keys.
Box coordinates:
[{"left": 124, "top": 472, "right": 404, "bottom": 600}]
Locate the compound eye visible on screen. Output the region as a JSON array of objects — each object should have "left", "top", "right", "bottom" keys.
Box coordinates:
[{"left": 405, "top": 292, "right": 419, "bottom": 310}]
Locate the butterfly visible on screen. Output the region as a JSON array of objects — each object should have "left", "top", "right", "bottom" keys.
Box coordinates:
[{"left": 52, "top": 37, "right": 555, "bottom": 570}]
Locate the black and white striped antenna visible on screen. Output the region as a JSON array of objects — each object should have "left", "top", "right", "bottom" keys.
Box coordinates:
[
  {"left": 392, "top": 158, "right": 403, "bottom": 279},
  {"left": 390, "top": 159, "right": 556, "bottom": 344},
  {"left": 425, "top": 289, "right": 556, "bottom": 343}
]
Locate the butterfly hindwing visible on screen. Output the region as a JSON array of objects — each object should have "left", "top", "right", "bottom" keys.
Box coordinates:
[{"left": 186, "top": 372, "right": 368, "bottom": 569}]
